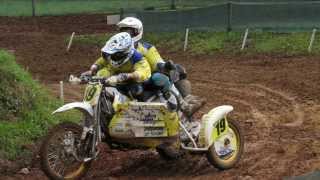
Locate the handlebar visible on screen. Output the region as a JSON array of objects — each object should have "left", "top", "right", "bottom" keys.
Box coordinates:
[
  {"left": 79, "top": 75, "right": 106, "bottom": 84},
  {"left": 69, "top": 74, "right": 106, "bottom": 85}
]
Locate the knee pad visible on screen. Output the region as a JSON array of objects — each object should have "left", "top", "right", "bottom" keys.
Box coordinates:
[{"left": 151, "top": 73, "right": 170, "bottom": 91}]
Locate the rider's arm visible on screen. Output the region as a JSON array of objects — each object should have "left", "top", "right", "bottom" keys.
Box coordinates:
[
  {"left": 131, "top": 57, "right": 151, "bottom": 82},
  {"left": 145, "top": 46, "right": 164, "bottom": 72},
  {"left": 138, "top": 42, "right": 164, "bottom": 72},
  {"left": 92, "top": 57, "right": 106, "bottom": 71},
  {"left": 92, "top": 57, "right": 114, "bottom": 77},
  {"left": 109, "top": 50, "right": 151, "bottom": 84},
  {"left": 82, "top": 57, "right": 105, "bottom": 76}
]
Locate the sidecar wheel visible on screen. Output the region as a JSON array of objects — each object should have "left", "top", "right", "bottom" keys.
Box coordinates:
[
  {"left": 40, "top": 122, "right": 92, "bottom": 180},
  {"left": 175, "top": 79, "right": 192, "bottom": 98},
  {"left": 206, "top": 119, "right": 243, "bottom": 170}
]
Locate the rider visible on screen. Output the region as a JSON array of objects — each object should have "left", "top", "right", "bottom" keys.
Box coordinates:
[
  {"left": 83, "top": 32, "right": 178, "bottom": 110},
  {"left": 117, "top": 17, "right": 204, "bottom": 117},
  {"left": 84, "top": 32, "right": 151, "bottom": 95}
]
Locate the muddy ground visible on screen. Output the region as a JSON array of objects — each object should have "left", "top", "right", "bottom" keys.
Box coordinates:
[{"left": 0, "top": 15, "right": 320, "bottom": 180}]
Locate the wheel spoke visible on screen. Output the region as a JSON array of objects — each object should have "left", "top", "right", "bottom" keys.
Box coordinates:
[
  {"left": 42, "top": 123, "right": 89, "bottom": 179},
  {"left": 57, "top": 165, "right": 66, "bottom": 176}
]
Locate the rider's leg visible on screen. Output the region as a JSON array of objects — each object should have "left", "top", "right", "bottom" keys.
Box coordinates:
[
  {"left": 171, "top": 84, "right": 206, "bottom": 118},
  {"left": 152, "top": 73, "right": 202, "bottom": 138},
  {"left": 151, "top": 73, "right": 177, "bottom": 111}
]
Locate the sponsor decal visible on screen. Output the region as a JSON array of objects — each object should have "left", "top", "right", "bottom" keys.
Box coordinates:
[{"left": 144, "top": 127, "right": 165, "bottom": 137}]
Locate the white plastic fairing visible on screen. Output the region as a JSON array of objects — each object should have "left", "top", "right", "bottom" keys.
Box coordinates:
[
  {"left": 52, "top": 102, "right": 94, "bottom": 117},
  {"left": 202, "top": 105, "right": 234, "bottom": 146},
  {"left": 207, "top": 105, "right": 233, "bottom": 118}
]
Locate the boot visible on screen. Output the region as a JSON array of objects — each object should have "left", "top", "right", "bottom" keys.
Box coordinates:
[{"left": 180, "top": 95, "right": 206, "bottom": 117}]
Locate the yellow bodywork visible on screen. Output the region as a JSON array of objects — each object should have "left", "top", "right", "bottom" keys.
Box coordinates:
[
  {"left": 108, "top": 101, "right": 179, "bottom": 148},
  {"left": 211, "top": 117, "right": 230, "bottom": 141},
  {"left": 83, "top": 83, "right": 102, "bottom": 106},
  {"left": 83, "top": 83, "right": 179, "bottom": 148},
  {"left": 198, "top": 116, "right": 230, "bottom": 148}
]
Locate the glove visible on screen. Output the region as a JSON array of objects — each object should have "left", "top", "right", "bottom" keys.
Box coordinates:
[
  {"left": 117, "top": 73, "right": 131, "bottom": 82},
  {"left": 105, "top": 73, "right": 132, "bottom": 85},
  {"left": 81, "top": 70, "right": 92, "bottom": 77},
  {"left": 79, "top": 71, "right": 92, "bottom": 83},
  {"left": 157, "top": 60, "right": 176, "bottom": 75},
  {"left": 105, "top": 75, "right": 119, "bottom": 86},
  {"left": 164, "top": 60, "right": 176, "bottom": 70},
  {"left": 89, "top": 64, "right": 99, "bottom": 75}
]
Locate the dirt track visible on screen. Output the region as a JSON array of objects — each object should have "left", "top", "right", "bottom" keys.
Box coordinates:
[{"left": 1, "top": 15, "right": 320, "bottom": 180}]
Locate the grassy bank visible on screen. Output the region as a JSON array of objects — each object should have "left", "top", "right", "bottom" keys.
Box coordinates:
[
  {"left": 0, "top": 50, "right": 79, "bottom": 160},
  {"left": 71, "top": 31, "right": 320, "bottom": 56}
]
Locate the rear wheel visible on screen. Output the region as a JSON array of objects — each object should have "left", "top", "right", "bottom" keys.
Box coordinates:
[
  {"left": 206, "top": 119, "right": 243, "bottom": 170},
  {"left": 40, "top": 122, "right": 92, "bottom": 180}
]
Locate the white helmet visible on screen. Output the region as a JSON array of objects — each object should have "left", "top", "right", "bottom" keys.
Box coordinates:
[
  {"left": 117, "top": 17, "right": 143, "bottom": 43},
  {"left": 101, "top": 32, "right": 134, "bottom": 67}
]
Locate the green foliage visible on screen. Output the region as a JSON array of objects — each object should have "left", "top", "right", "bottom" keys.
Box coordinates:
[
  {"left": 188, "top": 32, "right": 241, "bottom": 54},
  {"left": 252, "top": 32, "right": 309, "bottom": 55},
  {"left": 3, "top": 0, "right": 312, "bottom": 17},
  {"left": 0, "top": 0, "right": 181, "bottom": 16},
  {"left": 145, "top": 32, "right": 184, "bottom": 53},
  {"left": 0, "top": 50, "right": 81, "bottom": 160},
  {"left": 70, "top": 31, "right": 320, "bottom": 56},
  {"left": 70, "top": 34, "right": 111, "bottom": 47}
]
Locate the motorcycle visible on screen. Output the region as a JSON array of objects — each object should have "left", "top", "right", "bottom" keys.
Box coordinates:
[{"left": 40, "top": 75, "right": 244, "bottom": 180}]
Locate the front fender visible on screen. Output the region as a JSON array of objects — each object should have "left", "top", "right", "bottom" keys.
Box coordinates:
[
  {"left": 52, "top": 102, "right": 94, "bottom": 117},
  {"left": 200, "top": 105, "right": 233, "bottom": 147}
]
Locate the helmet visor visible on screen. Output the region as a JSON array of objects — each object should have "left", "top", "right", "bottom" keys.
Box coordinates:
[
  {"left": 120, "top": 27, "right": 138, "bottom": 38},
  {"left": 110, "top": 52, "right": 128, "bottom": 62}
]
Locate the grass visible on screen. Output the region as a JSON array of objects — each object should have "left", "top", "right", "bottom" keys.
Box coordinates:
[
  {"left": 0, "top": 50, "right": 81, "bottom": 160},
  {"left": 0, "top": 0, "right": 220, "bottom": 16},
  {"left": 1, "top": 0, "right": 316, "bottom": 16},
  {"left": 70, "top": 31, "right": 320, "bottom": 56}
]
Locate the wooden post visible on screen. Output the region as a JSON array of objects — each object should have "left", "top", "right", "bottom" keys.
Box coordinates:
[
  {"left": 120, "top": 8, "right": 124, "bottom": 20},
  {"left": 31, "top": 0, "right": 36, "bottom": 16},
  {"left": 241, "top": 28, "right": 249, "bottom": 51},
  {"left": 308, "top": 28, "right": 317, "bottom": 53},
  {"left": 66, "top": 32, "right": 75, "bottom": 52},
  {"left": 171, "top": 0, "right": 176, "bottom": 10},
  {"left": 183, "top": 28, "right": 189, "bottom": 52},
  {"left": 60, "top": 81, "right": 64, "bottom": 103}
]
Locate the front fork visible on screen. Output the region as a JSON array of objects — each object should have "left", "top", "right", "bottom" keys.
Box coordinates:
[{"left": 80, "top": 103, "right": 102, "bottom": 162}]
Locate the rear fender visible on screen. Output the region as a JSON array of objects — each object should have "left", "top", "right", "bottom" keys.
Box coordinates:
[
  {"left": 52, "top": 102, "right": 94, "bottom": 117},
  {"left": 200, "top": 105, "right": 233, "bottom": 147}
]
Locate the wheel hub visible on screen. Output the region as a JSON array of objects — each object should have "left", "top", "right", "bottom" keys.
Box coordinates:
[{"left": 214, "top": 130, "right": 236, "bottom": 158}]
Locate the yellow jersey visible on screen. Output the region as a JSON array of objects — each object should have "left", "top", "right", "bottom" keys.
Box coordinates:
[
  {"left": 94, "top": 49, "right": 151, "bottom": 83},
  {"left": 136, "top": 42, "right": 164, "bottom": 73}
]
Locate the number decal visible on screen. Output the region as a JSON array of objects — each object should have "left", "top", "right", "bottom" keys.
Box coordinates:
[
  {"left": 216, "top": 118, "right": 226, "bottom": 136},
  {"left": 85, "top": 86, "right": 97, "bottom": 101}
]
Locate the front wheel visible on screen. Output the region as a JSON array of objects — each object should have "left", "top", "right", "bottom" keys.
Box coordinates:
[
  {"left": 206, "top": 119, "right": 244, "bottom": 170},
  {"left": 40, "top": 122, "right": 92, "bottom": 180}
]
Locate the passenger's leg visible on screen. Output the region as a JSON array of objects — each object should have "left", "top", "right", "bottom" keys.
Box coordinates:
[{"left": 151, "top": 73, "right": 177, "bottom": 111}]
